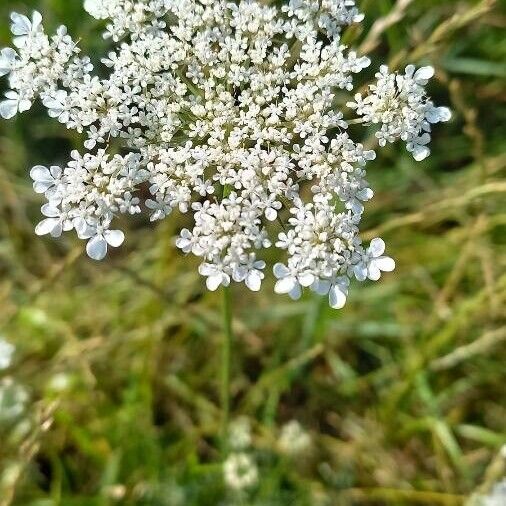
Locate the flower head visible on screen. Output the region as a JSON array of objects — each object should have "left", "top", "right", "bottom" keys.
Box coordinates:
[
  {"left": 0, "top": 1, "right": 450, "bottom": 309},
  {"left": 348, "top": 65, "right": 451, "bottom": 160},
  {"left": 223, "top": 452, "right": 258, "bottom": 491}
]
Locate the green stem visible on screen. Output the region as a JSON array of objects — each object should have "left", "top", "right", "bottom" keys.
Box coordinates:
[{"left": 220, "top": 284, "right": 233, "bottom": 456}]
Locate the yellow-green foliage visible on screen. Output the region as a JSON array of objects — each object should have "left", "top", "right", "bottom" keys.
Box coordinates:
[{"left": 0, "top": 1, "right": 504, "bottom": 505}]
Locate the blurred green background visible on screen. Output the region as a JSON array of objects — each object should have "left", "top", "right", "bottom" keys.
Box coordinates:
[{"left": 0, "top": 0, "right": 505, "bottom": 505}]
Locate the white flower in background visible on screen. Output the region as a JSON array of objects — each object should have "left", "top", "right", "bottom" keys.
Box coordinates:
[
  {"left": 47, "top": 373, "right": 72, "bottom": 393},
  {"left": 0, "top": 1, "right": 450, "bottom": 308},
  {"left": 0, "top": 378, "right": 29, "bottom": 423},
  {"left": 228, "top": 417, "right": 253, "bottom": 451},
  {"left": 278, "top": 420, "right": 312, "bottom": 457},
  {"left": 353, "top": 238, "right": 395, "bottom": 282},
  {"left": 223, "top": 452, "right": 258, "bottom": 491},
  {"left": 0, "top": 338, "right": 15, "bottom": 370},
  {"left": 476, "top": 479, "right": 506, "bottom": 506}
]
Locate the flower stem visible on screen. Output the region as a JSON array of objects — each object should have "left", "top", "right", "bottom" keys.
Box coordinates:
[{"left": 220, "top": 284, "right": 233, "bottom": 456}]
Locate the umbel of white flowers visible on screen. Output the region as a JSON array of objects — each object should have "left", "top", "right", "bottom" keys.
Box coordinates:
[{"left": 0, "top": 0, "right": 451, "bottom": 309}]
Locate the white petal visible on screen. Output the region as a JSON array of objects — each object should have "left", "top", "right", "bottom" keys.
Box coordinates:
[
  {"left": 104, "top": 229, "right": 124, "bottom": 248},
  {"left": 265, "top": 207, "right": 278, "bottom": 221},
  {"left": 357, "top": 188, "right": 373, "bottom": 201},
  {"left": 329, "top": 285, "right": 347, "bottom": 309},
  {"left": 288, "top": 284, "right": 302, "bottom": 300},
  {"left": 405, "top": 64, "right": 415, "bottom": 77},
  {"left": 0, "top": 48, "right": 17, "bottom": 76},
  {"left": 426, "top": 106, "right": 452, "bottom": 124},
  {"left": 245, "top": 272, "right": 262, "bottom": 292},
  {"left": 41, "top": 204, "right": 59, "bottom": 218},
  {"left": 413, "top": 145, "right": 430, "bottom": 161},
  {"left": 312, "top": 279, "right": 331, "bottom": 296},
  {"left": 369, "top": 238, "right": 385, "bottom": 257},
  {"left": 298, "top": 272, "right": 315, "bottom": 287},
  {"left": 367, "top": 264, "right": 382, "bottom": 281},
  {"left": 199, "top": 263, "right": 215, "bottom": 276},
  {"left": 35, "top": 218, "right": 59, "bottom": 236},
  {"left": 414, "top": 66, "right": 434, "bottom": 82},
  {"left": 74, "top": 219, "right": 94, "bottom": 239},
  {"left": 50, "top": 166, "right": 62, "bottom": 178},
  {"left": 354, "top": 263, "right": 368, "bottom": 282},
  {"left": 33, "top": 181, "right": 53, "bottom": 193},
  {"left": 86, "top": 236, "right": 108, "bottom": 261},
  {"left": 10, "top": 13, "right": 31, "bottom": 36},
  {"left": 273, "top": 263, "right": 290, "bottom": 279},
  {"left": 275, "top": 276, "right": 296, "bottom": 295},
  {"left": 50, "top": 222, "right": 63, "bottom": 238},
  {"left": 18, "top": 99, "right": 32, "bottom": 113},
  {"left": 375, "top": 256, "right": 396, "bottom": 272},
  {"left": 32, "top": 11, "right": 43, "bottom": 30},
  {"left": 206, "top": 274, "right": 223, "bottom": 292},
  {"left": 30, "top": 165, "right": 51, "bottom": 182},
  {"left": 436, "top": 107, "right": 452, "bottom": 122},
  {"left": 0, "top": 100, "right": 18, "bottom": 119}
]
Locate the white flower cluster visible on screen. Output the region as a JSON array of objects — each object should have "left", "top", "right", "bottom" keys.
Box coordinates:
[
  {"left": 0, "top": 1, "right": 450, "bottom": 308},
  {"left": 228, "top": 416, "right": 253, "bottom": 451},
  {"left": 278, "top": 420, "right": 312, "bottom": 457},
  {"left": 348, "top": 65, "right": 452, "bottom": 161},
  {"left": 0, "top": 337, "right": 15, "bottom": 370},
  {"left": 223, "top": 452, "right": 259, "bottom": 492},
  {"left": 0, "top": 377, "right": 29, "bottom": 423}
]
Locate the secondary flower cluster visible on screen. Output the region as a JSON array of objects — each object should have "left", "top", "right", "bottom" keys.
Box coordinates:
[
  {"left": 0, "top": 0, "right": 451, "bottom": 308},
  {"left": 348, "top": 65, "right": 452, "bottom": 161}
]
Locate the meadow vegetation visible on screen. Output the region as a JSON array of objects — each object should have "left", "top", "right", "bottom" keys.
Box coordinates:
[{"left": 0, "top": 0, "right": 505, "bottom": 504}]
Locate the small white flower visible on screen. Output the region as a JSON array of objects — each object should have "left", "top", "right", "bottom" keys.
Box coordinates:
[
  {"left": 426, "top": 106, "right": 452, "bottom": 124},
  {"left": 10, "top": 11, "right": 43, "bottom": 48},
  {"left": 353, "top": 238, "right": 395, "bottom": 281},
  {"left": 0, "top": 90, "right": 31, "bottom": 119},
  {"left": 349, "top": 65, "right": 451, "bottom": 161},
  {"left": 198, "top": 262, "right": 231, "bottom": 291},
  {"left": 43, "top": 90, "right": 71, "bottom": 124},
  {"left": 273, "top": 263, "right": 303, "bottom": 300},
  {"left": 146, "top": 197, "right": 172, "bottom": 222},
  {"left": 312, "top": 276, "right": 349, "bottom": 309},
  {"left": 223, "top": 453, "right": 258, "bottom": 492},
  {"left": 278, "top": 420, "right": 311, "bottom": 457},
  {"left": 83, "top": 0, "right": 108, "bottom": 20},
  {"left": 0, "top": 338, "right": 15, "bottom": 370},
  {"left": 35, "top": 204, "right": 73, "bottom": 238},
  {"left": 232, "top": 259, "right": 266, "bottom": 292},
  {"left": 412, "top": 65, "right": 434, "bottom": 84},
  {"left": 0, "top": 47, "right": 18, "bottom": 77},
  {"left": 75, "top": 221, "right": 125, "bottom": 260},
  {"left": 228, "top": 417, "right": 252, "bottom": 451},
  {"left": 30, "top": 165, "right": 62, "bottom": 195},
  {"left": 86, "top": 230, "right": 125, "bottom": 261}
]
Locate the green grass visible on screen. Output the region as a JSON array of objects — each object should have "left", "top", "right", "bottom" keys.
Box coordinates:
[{"left": 0, "top": 1, "right": 505, "bottom": 505}]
